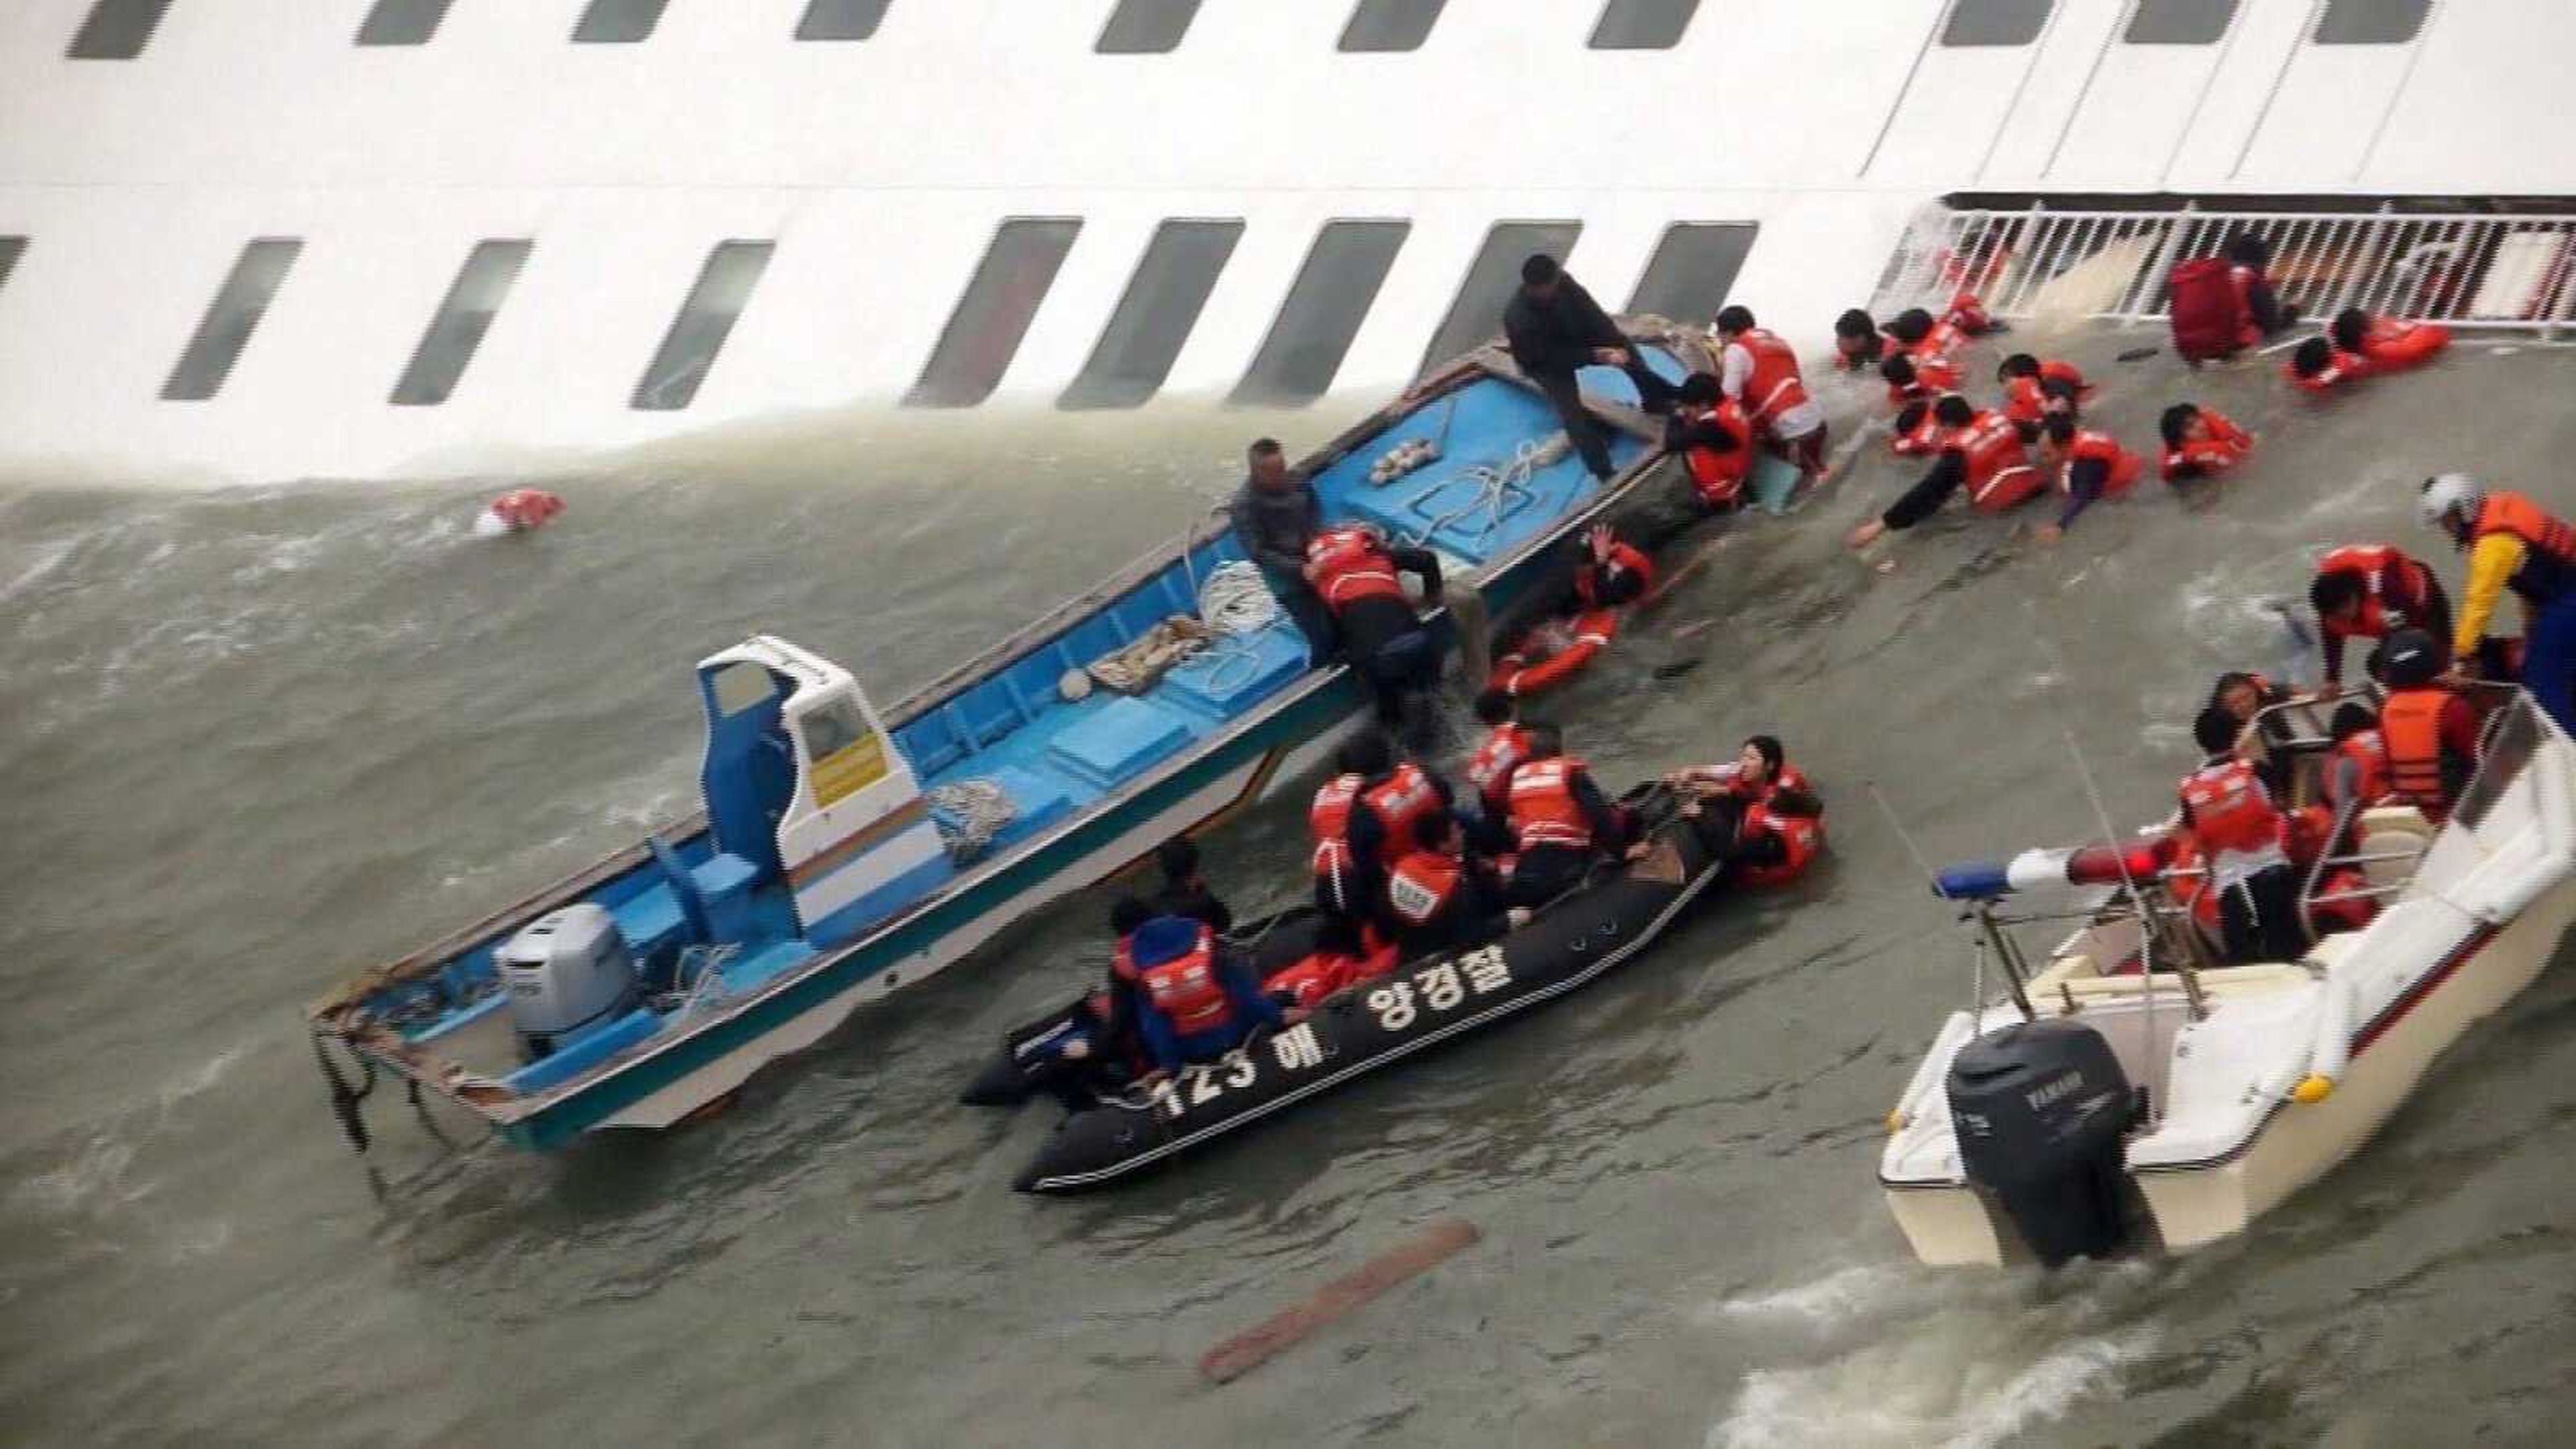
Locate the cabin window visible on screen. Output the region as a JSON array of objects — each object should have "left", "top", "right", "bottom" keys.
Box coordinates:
[
  {"left": 1419, "top": 221, "right": 1582, "bottom": 377},
  {"left": 1230, "top": 221, "right": 1411, "bottom": 407},
  {"left": 1588, "top": 0, "right": 1699, "bottom": 50},
  {"left": 162, "top": 239, "right": 301, "bottom": 402},
  {"left": 712, "top": 661, "right": 777, "bottom": 717},
  {"left": 391, "top": 240, "right": 533, "bottom": 407},
  {"left": 0, "top": 239, "right": 24, "bottom": 294},
  {"left": 356, "top": 0, "right": 455, "bottom": 45},
  {"left": 2314, "top": 0, "right": 2428, "bottom": 44},
  {"left": 67, "top": 0, "right": 173, "bottom": 58},
  {"left": 795, "top": 0, "right": 892, "bottom": 41},
  {"left": 1097, "top": 0, "right": 1200, "bottom": 53},
  {"left": 906, "top": 219, "right": 1082, "bottom": 408},
  {"left": 572, "top": 0, "right": 668, "bottom": 44},
  {"left": 1059, "top": 219, "right": 1244, "bottom": 410},
  {"left": 1939, "top": 0, "right": 2052, "bottom": 47},
  {"left": 802, "top": 698, "right": 871, "bottom": 760},
  {"left": 632, "top": 240, "right": 774, "bottom": 411},
  {"left": 1625, "top": 223, "right": 1758, "bottom": 325},
  {"left": 2123, "top": 0, "right": 2235, "bottom": 44},
  {"left": 1338, "top": 0, "right": 1446, "bottom": 52}
]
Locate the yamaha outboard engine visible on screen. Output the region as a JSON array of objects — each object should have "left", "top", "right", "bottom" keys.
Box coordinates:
[{"left": 1945, "top": 1017, "right": 2138, "bottom": 1268}]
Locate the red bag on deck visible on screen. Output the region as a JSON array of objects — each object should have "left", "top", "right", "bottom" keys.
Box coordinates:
[{"left": 2167, "top": 258, "right": 2243, "bottom": 364}]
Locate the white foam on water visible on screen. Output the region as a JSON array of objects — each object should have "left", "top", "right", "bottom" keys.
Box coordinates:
[
  {"left": 1709, "top": 1322, "right": 2157, "bottom": 1449},
  {"left": 470, "top": 507, "right": 511, "bottom": 539}
]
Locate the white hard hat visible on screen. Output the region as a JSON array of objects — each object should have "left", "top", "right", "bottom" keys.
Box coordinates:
[{"left": 2418, "top": 472, "right": 2483, "bottom": 531}]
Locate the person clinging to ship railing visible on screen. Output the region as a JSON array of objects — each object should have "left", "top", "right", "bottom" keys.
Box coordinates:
[
  {"left": 2374, "top": 629, "right": 2481, "bottom": 826},
  {"left": 1503, "top": 254, "right": 1677, "bottom": 483},
  {"left": 2157, "top": 402, "right": 2255, "bottom": 486},
  {"left": 2030, "top": 413, "right": 2143, "bottom": 545},
  {"left": 2422, "top": 471, "right": 2576, "bottom": 731},
  {"left": 1383, "top": 812, "right": 1530, "bottom": 957},
  {"left": 1502, "top": 723, "right": 1642, "bottom": 906},
  {"left": 1149, "top": 836, "right": 1232, "bottom": 937},
  {"left": 1713, "top": 305, "right": 1830, "bottom": 485},
  {"left": 1118, "top": 914, "right": 1284, "bottom": 1079},
  {"left": 2310, "top": 543, "right": 2452, "bottom": 696},
  {"left": 1229, "top": 437, "right": 1334, "bottom": 660},
  {"left": 1301, "top": 522, "right": 1448, "bottom": 741},
  {"left": 2177, "top": 704, "right": 2312, "bottom": 965}
]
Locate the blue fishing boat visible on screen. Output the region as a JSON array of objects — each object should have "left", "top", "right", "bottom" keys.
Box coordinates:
[{"left": 307, "top": 323, "right": 1718, "bottom": 1150}]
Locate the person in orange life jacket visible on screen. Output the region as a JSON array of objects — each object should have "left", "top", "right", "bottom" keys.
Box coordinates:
[
  {"left": 1504, "top": 254, "right": 1677, "bottom": 482},
  {"left": 2375, "top": 628, "right": 2481, "bottom": 824},
  {"left": 1996, "top": 353, "right": 2089, "bottom": 439},
  {"left": 1574, "top": 523, "right": 1652, "bottom": 609},
  {"left": 2323, "top": 702, "right": 2393, "bottom": 816},
  {"left": 1384, "top": 812, "right": 1531, "bottom": 956},
  {"left": 2286, "top": 333, "right": 2371, "bottom": 392},
  {"left": 1832, "top": 309, "right": 1890, "bottom": 372},
  {"left": 1713, "top": 305, "right": 1829, "bottom": 482},
  {"left": 2330, "top": 307, "right": 2450, "bottom": 373},
  {"left": 1667, "top": 736, "right": 1824, "bottom": 883},
  {"left": 2423, "top": 471, "right": 2576, "bottom": 731},
  {"left": 1462, "top": 688, "right": 1532, "bottom": 846},
  {"left": 1309, "top": 735, "right": 1386, "bottom": 922},
  {"left": 1888, "top": 390, "right": 1957, "bottom": 459},
  {"left": 1230, "top": 437, "right": 1334, "bottom": 660},
  {"left": 1878, "top": 352, "right": 1962, "bottom": 408},
  {"left": 1303, "top": 523, "right": 1448, "bottom": 739},
  {"left": 2310, "top": 546, "right": 2453, "bottom": 692},
  {"left": 1502, "top": 722, "right": 1638, "bottom": 907},
  {"left": 1666, "top": 372, "right": 1752, "bottom": 511},
  {"left": 1664, "top": 733, "right": 1813, "bottom": 804},
  {"left": 2157, "top": 402, "right": 2255, "bottom": 484},
  {"left": 1884, "top": 306, "right": 1973, "bottom": 364},
  {"left": 1337, "top": 729, "right": 1458, "bottom": 898},
  {"left": 1843, "top": 395, "right": 2039, "bottom": 551},
  {"left": 1121, "top": 915, "right": 1284, "bottom": 1075},
  {"left": 2030, "top": 413, "right": 2142, "bottom": 544},
  {"left": 2224, "top": 231, "right": 2301, "bottom": 341},
  {"left": 1036, "top": 896, "right": 1161, "bottom": 1106},
  {"left": 1149, "top": 836, "right": 1232, "bottom": 937},
  {"left": 2178, "top": 704, "right": 2311, "bottom": 965},
  {"left": 1263, "top": 913, "right": 1393, "bottom": 1013}
]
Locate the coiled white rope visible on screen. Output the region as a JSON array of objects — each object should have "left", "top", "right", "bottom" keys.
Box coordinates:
[
  {"left": 1196, "top": 560, "right": 1281, "bottom": 637},
  {"left": 1403, "top": 434, "right": 1567, "bottom": 547}
]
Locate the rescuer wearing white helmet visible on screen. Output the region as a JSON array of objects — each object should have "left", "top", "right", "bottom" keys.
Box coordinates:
[{"left": 2420, "top": 472, "right": 2576, "bottom": 731}]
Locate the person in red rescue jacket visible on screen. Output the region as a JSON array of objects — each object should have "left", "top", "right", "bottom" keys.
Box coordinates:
[
  {"left": 1845, "top": 395, "right": 2041, "bottom": 551},
  {"left": 1666, "top": 372, "right": 1752, "bottom": 511},
  {"left": 2158, "top": 402, "right": 2255, "bottom": 484},
  {"left": 1462, "top": 689, "right": 1531, "bottom": 847},
  {"left": 1889, "top": 392, "right": 1953, "bottom": 458},
  {"left": 2324, "top": 702, "right": 2392, "bottom": 816},
  {"left": 1338, "top": 731, "right": 1455, "bottom": 892},
  {"left": 1831, "top": 308, "right": 1891, "bottom": 372},
  {"left": 1996, "top": 353, "right": 2090, "bottom": 437},
  {"left": 1487, "top": 525, "right": 1654, "bottom": 698},
  {"left": 1665, "top": 735, "right": 1825, "bottom": 886},
  {"left": 2375, "top": 629, "right": 2481, "bottom": 824},
  {"left": 1878, "top": 352, "right": 1961, "bottom": 407},
  {"left": 1502, "top": 724, "right": 1633, "bottom": 906},
  {"left": 2031, "top": 414, "right": 2141, "bottom": 543},
  {"left": 2332, "top": 308, "right": 2451, "bottom": 374},
  {"left": 2309, "top": 544, "right": 2453, "bottom": 690},
  {"left": 2177, "top": 705, "right": 2310, "bottom": 964},
  {"left": 1118, "top": 915, "right": 1283, "bottom": 1075},
  {"left": 1383, "top": 812, "right": 1529, "bottom": 955},
  {"left": 1713, "top": 305, "right": 1829, "bottom": 482},
  {"left": 2285, "top": 333, "right": 2371, "bottom": 392},
  {"left": 1310, "top": 733, "right": 1436, "bottom": 922},
  {"left": 1303, "top": 523, "right": 1446, "bottom": 738}
]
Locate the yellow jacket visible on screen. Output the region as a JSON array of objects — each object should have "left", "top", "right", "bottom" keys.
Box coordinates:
[{"left": 2455, "top": 533, "right": 2526, "bottom": 659}]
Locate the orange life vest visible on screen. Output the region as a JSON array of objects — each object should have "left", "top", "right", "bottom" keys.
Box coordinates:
[
  {"left": 1733, "top": 801, "right": 1823, "bottom": 888},
  {"left": 1890, "top": 400, "right": 1946, "bottom": 458},
  {"left": 1263, "top": 938, "right": 1398, "bottom": 1008},
  {"left": 2287, "top": 345, "right": 2372, "bottom": 392},
  {"left": 1733, "top": 328, "right": 1812, "bottom": 428},
  {"left": 1385, "top": 849, "right": 1464, "bottom": 926},
  {"left": 2327, "top": 728, "right": 2390, "bottom": 810},
  {"left": 2357, "top": 316, "right": 2450, "bottom": 370},
  {"left": 1358, "top": 762, "right": 1441, "bottom": 867},
  {"left": 1886, "top": 351, "right": 1962, "bottom": 405},
  {"left": 1309, "top": 773, "right": 1362, "bottom": 880},
  {"left": 2057, "top": 429, "right": 2142, "bottom": 499},
  {"left": 1508, "top": 756, "right": 1596, "bottom": 852},
  {"left": 1303, "top": 527, "right": 1407, "bottom": 612},
  {"left": 2472, "top": 492, "right": 2576, "bottom": 603},
  {"left": 2178, "top": 757, "right": 2284, "bottom": 856},
  {"left": 1466, "top": 722, "right": 1532, "bottom": 813},
  {"left": 2160, "top": 409, "right": 2253, "bottom": 481},
  {"left": 2000, "top": 374, "right": 2079, "bottom": 429},
  {"left": 1136, "top": 925, "right": 1232, "bottom": 1036},
  {"left": 1948, "top": 411, "right": 2041, "bottom": 512},
  {"left": 490, "top": 488, "right": 564, "bottom": 529},
  {"left": 1491, "top": 608, "right": 1617, "bottom": 698},
  {"left": 1676, "top": 398, "right": 1752, "bottom": 506},
  {"left": 2380, "top": 686, "right": 2471, "bottom": 819}
]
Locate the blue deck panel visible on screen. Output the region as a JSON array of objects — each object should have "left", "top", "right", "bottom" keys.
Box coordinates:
[
  {"left": 1046, "top": 696, "right": 1197, "bottom": 790},
  {"left": 1155, "top": 621, "right": 1310, "bottom": 720}
]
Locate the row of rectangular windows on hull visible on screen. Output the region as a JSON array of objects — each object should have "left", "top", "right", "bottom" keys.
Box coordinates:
[
  {"left": 0, "top": 221, "right": 1757, "bottom": 412},
  {"left": 59, "top": 1, "right": 2437, "bottom": 60}
]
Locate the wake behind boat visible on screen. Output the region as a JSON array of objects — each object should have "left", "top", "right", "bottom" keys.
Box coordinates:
[{"left": 306, "top": 323, "right": 1713, "bottom": 1151}]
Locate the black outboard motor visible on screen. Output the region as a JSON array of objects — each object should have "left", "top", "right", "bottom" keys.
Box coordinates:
[{"left": 1945, "top": 1018, "right": 2138, "bottom": 1268}]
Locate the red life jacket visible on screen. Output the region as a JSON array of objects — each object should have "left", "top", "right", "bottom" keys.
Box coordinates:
[
  {"left": 1574, "top": 543, "right": 1654, "bottom": 608},
  {"left": 2328, "top": 729, "right": 2391, "bottom": 810},
  {"left": 2310, "top": 864, "right": 2379, "bottom": 935},
  {"left": 490, "top": 488, "right": 565, "bottom": 530},
  {"left": 1303, "top": 527, "right": 1406, "bottom": 612},
  {"left": 1720, "top": 759, "right": 1813, "bottom": 804},
  {"left": 2168, "top": 257, "right": 2255, "bottom": 362},
  {"left": 2178, "top": 757, "right": 2284, "bottom": 856},
  {"left": 1309, "top": 773, "right": 1362, "bottom": 880},
  {"left": 1887, "top": 351, "right": 1962, "bottom": 405},
  {"left": 1676, "top": 398, "right": 1752, "bottom": 507},
  {"left": 1508, "top": 756, "right": 1596, "bottom": 851},
  {"left": 2315, "top": 544, "right": 2428, "bottom": 643},
  {"left": 1136, "top": 925, "right": 1233, "bottom": 1036},
  {"left": 1358, "top": 762, "right": 1441, "bottom": 867},
  {"left": 2357, "top": 316, "right": 2450, "bottom": 370},
  {"left": 2472, "top": 492, "right": 2576, "bottom": 604},
  {"left": 1263, "top": 938, "right": 1399, "bottom": 1008},
  {"left": 1491, "top": 608, "right": 1616, "bottom": 698},
  {"left": 1731, "top": 328, "right": 1812, "bottom": 428},
  {"left": 1948, "top": 411, "right": 2041, "bottom": 512},
  {"left": 1465, "top": 722, "right": 1532, "bottom": 814},
  {"left": 2057, "top": 429, "right": 2142, "bottom": 500},
  {"left": 1943, "top": 290, "right": 1993, "bottom": 335},
  {"left": 2381, "top": 686, "right": 2471, "bottom": 820},
  {"left": 1890, "top": 400, "right": 1947, "bottom": 458},
  {"left": 1385, "top": 848, "right": 1464, "bottom": 926},
  {"left": 2160, "top": 409, "right": 2253, "bottom": 481},
  {"left": 2286, "top": 344, "right": 2372, "bottom": 392},
  {"left": 2161, "top": 832, "right": 2224, "bottom": 943},
  {"left": 1733, "top": 801, "right": 1823, "bottom": 888}
]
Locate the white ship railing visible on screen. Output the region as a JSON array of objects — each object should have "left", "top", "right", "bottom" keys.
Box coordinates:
[{"left": 1872, "top": 205, "right": 2576, "bottom": 335}]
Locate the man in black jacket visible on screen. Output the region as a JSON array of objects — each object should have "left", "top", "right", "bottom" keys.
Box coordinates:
[
  {"left": 1227, "top": 436, "right": 1332, "bottom": 658},
  {"left": 1503, "top": 254, "right": 1675, "bottom": 482}
]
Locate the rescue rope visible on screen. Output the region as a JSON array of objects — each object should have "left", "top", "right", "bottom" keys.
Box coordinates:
[
  {"left": 1400, "top": 434, "right": 1569, "bottom": 549},
  {"left": 928, "top": 780, "right": 1018, "bottom": 864},
  {"left": 1186, "top": 561, "right": 1285, "bottom": 694},
  {"left": 663, "top": 943, "right": 743, "bottom": 1022}
]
